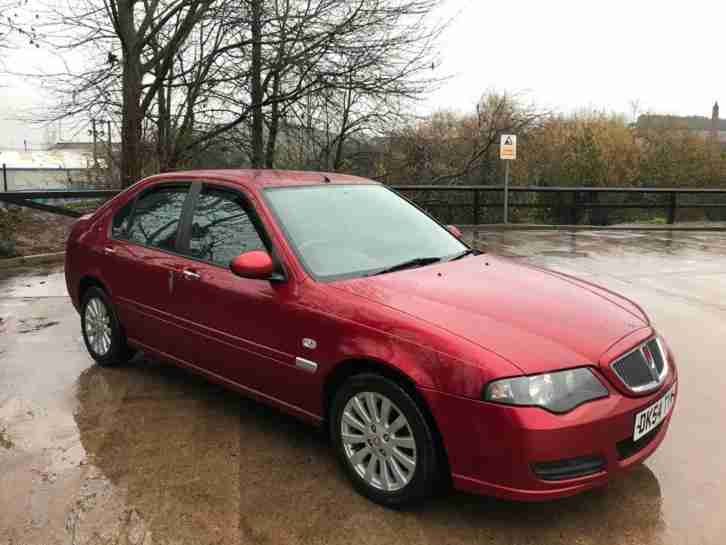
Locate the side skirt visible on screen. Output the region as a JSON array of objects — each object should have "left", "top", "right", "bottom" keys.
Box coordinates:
[{"left": 128, "top": 337, "right": 324, "bottom": 427}]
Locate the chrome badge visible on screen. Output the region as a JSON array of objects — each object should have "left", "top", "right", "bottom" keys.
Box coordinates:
[{"left": 302, "top": 338, "right": 317, "bottom": 350}]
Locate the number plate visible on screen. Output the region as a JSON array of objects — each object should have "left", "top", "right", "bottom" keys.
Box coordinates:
[{"left": 633, "top": 384, "right": 676, "bottom": 442}]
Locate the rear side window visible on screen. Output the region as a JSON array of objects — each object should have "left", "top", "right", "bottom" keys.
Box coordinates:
[
  {"left": 127, "top": 186, "right": 189, "bottom": 251},
  {"left": 188, "top": 187, "right": 265, "bottom": 267}
]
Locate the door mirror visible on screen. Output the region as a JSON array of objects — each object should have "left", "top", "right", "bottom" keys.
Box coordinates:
[
  {"left": 230, "top": 250, "right": 275, "bottom": 279},
  {"left": 446, "top": 225, "right": 463, "bottom": 239}
]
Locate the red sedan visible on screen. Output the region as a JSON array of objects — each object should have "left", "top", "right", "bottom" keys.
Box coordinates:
[{"left": 65, "top": 170, "right": 677, "bottom": 507}]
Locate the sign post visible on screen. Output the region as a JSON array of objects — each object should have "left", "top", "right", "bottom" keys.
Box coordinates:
[{"left": 499, "top": 135, "right": 517, "bottom": 224}]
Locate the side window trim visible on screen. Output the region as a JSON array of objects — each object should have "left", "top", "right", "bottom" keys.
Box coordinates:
[{"left": 176, "top": 181, "right": 202, "bottom": 254}]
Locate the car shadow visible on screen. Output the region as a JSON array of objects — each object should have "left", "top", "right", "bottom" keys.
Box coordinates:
[{"left": 74, "top": 354, "right": 667, "bottom": 545}]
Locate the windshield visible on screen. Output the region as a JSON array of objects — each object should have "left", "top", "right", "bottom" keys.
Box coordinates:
[{"left": 264, "top": 184, "right": 468, "bottom": 280}]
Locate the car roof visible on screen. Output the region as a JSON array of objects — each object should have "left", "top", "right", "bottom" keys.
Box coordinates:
[{"left": 146, "top": 169, "right": 378, "bottom": 189}]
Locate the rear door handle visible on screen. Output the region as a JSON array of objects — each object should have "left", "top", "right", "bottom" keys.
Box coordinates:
[
  {"left": 182, "top": 269, "right": 201, "bottom": 280},
  {"left": 103, "top": 246, "right": 116, "bottom": 255}
]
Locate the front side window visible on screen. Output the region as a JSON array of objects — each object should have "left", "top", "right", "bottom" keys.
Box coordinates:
[
  {"left": 188, "top": 187, "right": 265, "bottom": 267},
  {"left": 126, "top": 185, "right": 188, "bottom": 251},
  {"left": 264, "top": 184, "right": 467, "bottom": 279}
]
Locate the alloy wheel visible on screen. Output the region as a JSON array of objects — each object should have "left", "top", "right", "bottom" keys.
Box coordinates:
[
  {"left": 84, "top": 297, "right": 112, "bottom": 356},
  {"left": 340, "top": 392, "right": 417, "bottom": 492}
]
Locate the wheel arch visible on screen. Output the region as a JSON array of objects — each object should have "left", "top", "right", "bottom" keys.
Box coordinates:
[
  {"left": 322, "top": 357, "right": 451, "bottom": 484},
  {"left": 79, "top": 275, "right": 109, "bottom": 300}
]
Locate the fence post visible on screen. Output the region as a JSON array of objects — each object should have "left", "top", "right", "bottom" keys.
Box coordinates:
[
  {"left": 569, "top": 191, "right": 579, "bottom": 225},
  {"left": 591, "top": 191, "right": 604, "bottom": 225},
  {"left": 2, "top": 163, "right": 6, "bottom": 192},
  {"left": 668, "top": 192, "right": 677, "bottom": 224},
  {"left": 473, "top": 189, "right": 480, "bottom": 224}
]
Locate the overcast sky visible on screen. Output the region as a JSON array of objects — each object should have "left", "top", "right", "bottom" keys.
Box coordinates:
[{"left": 1, "top": 0, "right": 725, "bottom": 150}]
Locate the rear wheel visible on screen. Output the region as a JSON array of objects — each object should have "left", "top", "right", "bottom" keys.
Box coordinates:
[
  {"left": 330, "top": 373, "right": 440, "bottom": 508},
  {"left": 80, "top": 286, "right": 133, "bottom": 366}
]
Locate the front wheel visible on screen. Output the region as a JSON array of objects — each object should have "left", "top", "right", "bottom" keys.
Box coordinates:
[
  {"left": 80, "top": 286, "right": 133, "bottom": 366},
  {"left": 330, "top": 373, "right": 440, "bottom": 508}
]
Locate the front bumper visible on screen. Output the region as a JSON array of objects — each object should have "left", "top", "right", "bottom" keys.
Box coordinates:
[{"left": 421, "top": 370, "right": 677, "bottom": 502}]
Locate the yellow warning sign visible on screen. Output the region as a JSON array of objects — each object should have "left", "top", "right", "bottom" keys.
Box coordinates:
[{"left": 500, "top": 134, "right": 517, "bottom": 160}]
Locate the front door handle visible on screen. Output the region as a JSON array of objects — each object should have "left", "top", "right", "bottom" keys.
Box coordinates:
[
  {"left": 182, "top": 269, "right": 201, "bottom": 280},
  {"left": 103, "top": 246, "right": 116, "bottom": 255}
]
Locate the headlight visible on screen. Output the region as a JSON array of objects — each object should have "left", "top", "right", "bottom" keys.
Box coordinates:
[{"left": 484, "top": 367, "right": 608, "bottom": 413}]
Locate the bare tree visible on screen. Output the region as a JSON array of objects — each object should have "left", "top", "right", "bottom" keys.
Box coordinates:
[
  {"left": 259, "top": 0, "right": 444, "bottom": 170},
  {"left": 21, "top": 0, "right": 444, "bottom": 181},
  {"left": 374, "top": 92, "right": 548, "bottom": 185},
  {"left": 453, "top": 92, "right": 547, "bottom": 184},
  {"left": 106, "top": 0, "right": 216, "bottom": 185},
  {"left": 18, "top": 0, "right": 216, "bottom": 185},
  {"left": 0, "top": 0, "right": 41, "bottom": 68}
]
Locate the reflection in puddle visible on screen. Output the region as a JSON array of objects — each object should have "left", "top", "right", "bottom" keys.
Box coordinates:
[
  {"left": 75, "top": 357, "right": 242, "bottom": 544},
  {"left": 17, "top": 317, "right": 60, "bottom": 334}
]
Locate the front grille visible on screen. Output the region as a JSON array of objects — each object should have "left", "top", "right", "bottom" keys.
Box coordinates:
[
  {"left": 532, "top": 455, "right": 606, "bottom": 481},
  {"left": 612, "top": 350, "right": 653, "bottom": 388},
  {"left": 611, "top": 338, "right": 668, "bottom": 393},
  {"left": 617, "top": 423, "right": 662, "bottom": 460}
]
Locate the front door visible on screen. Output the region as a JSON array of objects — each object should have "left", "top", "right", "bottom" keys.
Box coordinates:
[{"left": 168, "top": 184, "right": 309, "bottom": 406}]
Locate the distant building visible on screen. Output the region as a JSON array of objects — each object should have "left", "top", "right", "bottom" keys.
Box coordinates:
[
  {"left": 0, "top": 141, "right": 118, "bottom": 191},
  {"left": 0, "top": 146, "right": 94, "bottom": 170},
  {"left": 636, "top": 102, "right": 726, "bottom": 143}
]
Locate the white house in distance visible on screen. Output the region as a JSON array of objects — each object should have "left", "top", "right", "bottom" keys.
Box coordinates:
[{"left": 0, "top": 142, "right": 103, "bottom": 191}]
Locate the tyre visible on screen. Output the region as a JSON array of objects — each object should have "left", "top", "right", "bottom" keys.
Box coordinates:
[
  {"left": 80, "top": 286, "right": 133, "bottom": 367},
  {"left": 330, "top": 373, "right": 440, "bottom": 508}
]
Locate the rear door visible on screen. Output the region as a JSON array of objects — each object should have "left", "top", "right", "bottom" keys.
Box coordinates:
[
  {"left": 168, "top": 183, "right": 307, "bottom": 404},
  {"left": 102, "top": 182, "right": 194, "bottom": 358}
]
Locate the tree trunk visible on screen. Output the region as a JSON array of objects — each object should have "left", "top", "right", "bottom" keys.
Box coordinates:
[
  {"left": 120, "top": 56, "right": 143, "bottom": 187},
  {"left": 250, "top": 0, "right": 264, "bottom": 168},
  {"left": 265, "top": 72, "right": 281, "bottom": 168},
  {"left": 332, "top": 133, "right": 346, "bottom": 171},
  {"left": 156, "top": 82, "right": 167, "bottom": 172},
  {"left": 333, "top": 87, "right": 353, "bottom": 170}
]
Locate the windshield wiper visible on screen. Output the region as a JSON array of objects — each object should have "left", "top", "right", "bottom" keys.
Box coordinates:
[
  {"left": 368, "top": 256, "right": 443, "bottom": 276},
  {"left": 448, "top": 249, "right": 480, "bottom": 262}
]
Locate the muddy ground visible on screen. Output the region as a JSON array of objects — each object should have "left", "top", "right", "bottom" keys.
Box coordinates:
[
  {"left": 1, "top": 229, "right": 725, "bottom": 545},
  {"left": 1, "top": 208, "right": 76, "bottom": 257}
]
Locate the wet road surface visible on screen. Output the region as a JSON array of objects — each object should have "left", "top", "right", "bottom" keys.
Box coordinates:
[{"left": 1, "top": 230, "right": 725, "bottom": 544}]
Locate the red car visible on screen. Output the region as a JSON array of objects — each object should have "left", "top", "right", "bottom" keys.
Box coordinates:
[{"left": 65, "top": 170, "right": 677, "bottom": 507}]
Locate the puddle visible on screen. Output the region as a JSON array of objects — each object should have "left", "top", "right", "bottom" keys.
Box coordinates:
[
  {"left": 17, "top": 318, "right": 61, "bottom": 334},
  {"left": 540, "top": 250, "right": 589, "bottom": 258}
]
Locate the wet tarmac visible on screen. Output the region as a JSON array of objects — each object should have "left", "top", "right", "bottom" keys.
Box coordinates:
[{"left": 1, "top": 229, "right": 725, "bottom": 545}]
